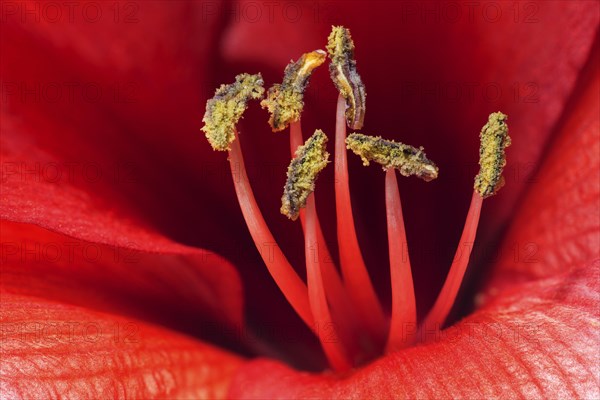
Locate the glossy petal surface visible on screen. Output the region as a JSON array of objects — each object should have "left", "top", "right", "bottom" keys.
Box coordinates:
[{"left": 0, "top": 292, "right": 243, "bottom": 399}]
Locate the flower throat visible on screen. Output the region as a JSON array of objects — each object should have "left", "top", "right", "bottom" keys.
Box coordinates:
[{"left": 201, "top": 26, "right": 511, "bottom": 372}]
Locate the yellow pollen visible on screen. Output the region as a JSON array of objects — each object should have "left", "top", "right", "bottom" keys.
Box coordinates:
[
  {"left": 474, "top": 112, "right": 511, "bottom": 198},
  {"left": 281, "top": 129, "right": 330, "bottom": 220},
  {"left": 201, "top": 73, "right": 265, "bottom": 151},
  {"left": 326, "top": 26, "right": 366, "bottom": 130},
  {"left": 261, "top": 50, "right": 327, "bottom": 132},
  {"left": 346, "top": 133, "right": 439, "bottom": 182}
]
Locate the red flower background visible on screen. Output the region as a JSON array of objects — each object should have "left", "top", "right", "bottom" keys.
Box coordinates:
[{"left": 1, "top": 1, "right": 598, "bottom": 398}]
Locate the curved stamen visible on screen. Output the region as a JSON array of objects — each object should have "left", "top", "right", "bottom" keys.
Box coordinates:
[
  {"left": 335, "top": 94, "right": 387, "bottom": 345},
  {"left": 384, "top": 169, "right": 417, "bottom": 352},
  {"left": 305, "top": 194, "right": 352, "bottom": 371},
  {"left": 421, "top": 112, "right": 509, "bottom": 338},
  {"left": 290, "top": 120, "right": 360, "bottom": 359},
  {"left": 229, "top": 129, "right": 313, "bottom": 327},
  {"left": 420, "top": 191, "right": 483, "bottom": 337},
  {"left": 344, "top": 131, "right": 436, "bottom": 352},
  {"left": 282, "top": 129, "right": 353, "bottom": 369}
]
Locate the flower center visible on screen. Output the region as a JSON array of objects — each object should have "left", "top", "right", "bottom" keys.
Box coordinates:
[{"left": 201, "top": 26, "right": 511, "bottom": 372}]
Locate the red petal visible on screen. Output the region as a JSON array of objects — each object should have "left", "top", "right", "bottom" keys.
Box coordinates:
[
  {"left": 227, "top": 43, "right": 600, "bottom": 397},
  {"left": 0, "top": 2, "right": 317, "bottom": 366},
  {"left": 1, "top": 3, "right": 245, "bottom": 332},
  {"left": 0, "top": 292, "right": 243, "bottom": 399},
  {"left": 1, "top": 221, "right": 243, "bottom": 339},
  {"left": 482, "top": 37, "right": 600, "bottom": 293},
  {"left": 0, "top": 2, "right": 241, "bottom": 249}
]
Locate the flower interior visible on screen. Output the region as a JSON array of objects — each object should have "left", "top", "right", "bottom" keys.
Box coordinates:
[{"left": 201, "top": 26, "right": 511, "bottom": 372}]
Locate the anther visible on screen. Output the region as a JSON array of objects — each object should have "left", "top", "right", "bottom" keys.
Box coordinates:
[
  {"left": 346, "top": 133, "right": 439, "bottom": 181},
  {"left": 201, "top": 73, "right": 265, "bottom": 151},
  {"left": 474, "top": 112, "right": 511, "bottom": 198},
  {"left": 281, "top": 130, "right": 330, "bottom": 220},
  {"left": 327, "top": 26, "right": 366, "bottom": 130},
  {"left": 261, "top": 50, "right": 327, "bottom": 131}
]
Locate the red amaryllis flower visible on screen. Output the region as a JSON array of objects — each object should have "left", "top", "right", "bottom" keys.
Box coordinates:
[{"left": 1, "top": 1, "right": 598, "bottom": 398}]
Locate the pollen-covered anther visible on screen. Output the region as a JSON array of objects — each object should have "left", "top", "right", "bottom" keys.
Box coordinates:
[
  {"left": 261, "top": 50, "right": 327, "bottom": 132},
  {"left": 346, "top": 133, "right": 439, "bottom": 182},
  {"left": 327, "top": 26, "right": 366, "bottom": 130},
  {"left": 474, "top": 112, "right": 511, "bottom": 198},
  {"left": 201, "top": 73, "right": 265, "bottom": 151},
  {"left": 281, "top": 129, "right": 330, "bottom": 220}
]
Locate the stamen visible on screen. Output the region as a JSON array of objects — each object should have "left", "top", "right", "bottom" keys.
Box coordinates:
[
  {"left": 290, "top": 121, "right": 361, "bottom": 361},
  {"left": 200, "top": 25, "right": 512, "bottom": 368},
  {"left": 384, "top": 169, "right": 417, "bottom": 353},
  {"left": 474, "top": 112, "right": 511, "bottom": 198},
  {"left": 327, "top": 26, "right": 366, "bottom": 129},
  {"left": 420, "top": 191, "right": 483, "bottom": 336},
  {"left": 228, "top": 130, "right": 314, "bottom": 328},
  {"left": 305, "top": 194, "right": 352, "bottom": 371},
  {"left": 276, "top": 63, "right": 343, "bottom": 309},
  {"left": 261, "top": 50, "right": 327, "bottom": 132},
  {"left": 283, "top": 130, "right": 352, "bottom": 369},
  {"left": 289, "top": 119, "right": 304, "bottom": 153},
  {"left": 334, "top": 94, "right": 387, "bottom": 346},
  {"left": 201, "top": 73, "right": 264, "bottom": 151},
  {"left": 346, "top": 133, "right": 439, "bottom": 181},
  {"left": 346, "top": 133, "right": 436, "bottom": 351},
  {"left": 281, "top": 130, "right": 330, "bottom": 220},
  {"left": 202, "top": 76, "right": 312, "bottom": 327},
  {"left": 421, "top": 112, "right": 510, "bottom": 337}
]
